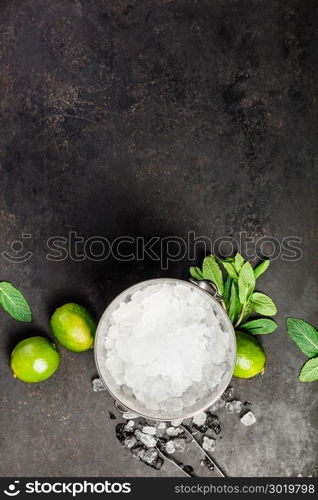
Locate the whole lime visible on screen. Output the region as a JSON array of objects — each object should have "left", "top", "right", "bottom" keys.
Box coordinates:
[
  {"left": 50, "top": 303, "right": 96, "bottom": 352},
  {"left": 11, "top": 336, "right": 60, "bottom": 383},
  {"left": 233, "top": 330, "right": 266, "bottom": 379}
]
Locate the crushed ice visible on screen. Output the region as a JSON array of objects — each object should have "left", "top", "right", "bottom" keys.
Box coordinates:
[
  {"left": 240, "top": 410, "right": 256, "bottom": 426},
  {"left": 103, "top": 282, "right": 232, "bottom": 413},
  {"left": 92, "top": 378, "right": 106, "bottom": 392}
]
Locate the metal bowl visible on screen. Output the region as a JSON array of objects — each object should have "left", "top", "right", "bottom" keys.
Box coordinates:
[{"left": 94, "top": 278, "right": 236, "bottom": 421}]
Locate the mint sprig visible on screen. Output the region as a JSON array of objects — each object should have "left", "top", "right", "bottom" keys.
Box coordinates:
[
  {"left": 0, "top": 281, "right": 32, "bottom": 322},
  {"left": 238, "top": 262, "right": 255, "bottom": 304},
  {"left": 240, "top": 318, "right": 278, "bottom": 335},
  {"left": 299, "top": 358, "right": 318, "bottom": 382},
  {"left": 286, "top": 318, "right": 318, "bottom": 382},
  {"left": 286, "top": 318, "right": 318, "bottom": 357},
  {"left": 189, "top": 252, "right": 277, "bottom": 331},
  {"left": 201, "top": 255, "right": 224, "bottom": 295}
]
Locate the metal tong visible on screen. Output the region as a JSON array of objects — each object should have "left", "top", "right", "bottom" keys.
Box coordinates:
[{"left": 156, "top": 424, "right": 225, "bottom": 477}]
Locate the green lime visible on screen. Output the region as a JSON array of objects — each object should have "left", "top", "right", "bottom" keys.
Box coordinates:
[
  {"left": 233, "top": 330, "right": 266, "bottom": 379},
  {"left": 50, "top": 303, "right": 96, "bottom": 352},
  {"left": 11, "top": 336, "right": 60, "bottom": 383}
]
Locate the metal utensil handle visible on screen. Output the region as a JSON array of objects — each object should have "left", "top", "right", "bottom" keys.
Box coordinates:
[
  {"left": 181, "top": 425, "right": 226, "bottom": 477},
  {"left": 114, "top": 400, "right": 130, "bottom": 413},
  {"left": 156, "top": 446, "right": 193, "bottom": 477},
  {"left": 189, "top": 278, "right": 226, "bottom": 309}
]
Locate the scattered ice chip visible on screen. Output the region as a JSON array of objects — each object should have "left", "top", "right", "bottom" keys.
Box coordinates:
[
  {"left": 156, "top": 422, "right": 167, "bottom": 437},
  {"left": 132, "top": 446, "right": 163, "bottom": 470},
  {"left": 171, "top": 419, "right": 183, "bottom": 427},
  {"left": 165, "top": 440, "right": 176, "bottom": 454},
  {"left": 240, "top": 411, "right": 256, "bottom": 426},
  {"left": 123, "top": 411, "right": 139, "bottom": 420},
  {"left": 225, "top": 400, "right": 242, "bottom": 414},
  {"left": 192, "top": 412, "right": 207, "bottom": 427},
  {"left": 173, "top": 438, "right": 188, "bottom": 452},
  {"left": 202, "top": 436, "right": 216, "bottom": 453},
  {"left": 142, "top": 426, "right": 157, "bottom": 435},
  {"left": 167, "top": 426, "right": 184, "bottom": 437},
  {"left": 124, "top": 420, "right": 135, "bottom": 431},
  {"left": 92, "top": 378, "right": 106, "bottom": 392},
  {"left": 135, "top": 430, "right": 157, "bottom": 448},
  {"left": 124, "top": 436, "right": 137, "bottom": 449}
]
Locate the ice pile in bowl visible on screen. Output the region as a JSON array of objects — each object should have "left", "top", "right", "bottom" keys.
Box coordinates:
[{"left": 97, "top": 280, "right": 235, "bottom": 419}]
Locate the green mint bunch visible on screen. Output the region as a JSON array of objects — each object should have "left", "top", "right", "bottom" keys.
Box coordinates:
[
  {"left": 286, "top": 318, "right": 318, "bottom": 382},
  {"left": 190, "top": 253, "right": 277, "bottom": 335},
  {"left": 0, "top": 281, "right": 32, "bottom": 322}
]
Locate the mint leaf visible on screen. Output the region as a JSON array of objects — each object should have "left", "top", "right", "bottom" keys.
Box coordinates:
[
  {"left": 240, "top": 303, "right": 253, "bottom": 324},
  {"left": 190, "top": 266, "right": 204, "bottom": 280},
  {"left": 221, "top": 261, "right": 238, "bottom": 281},
  {"left": 202, "top": 255, "right": 224, "bottom": 295},
  {"left": 299, "top": 357, "right": 318, "bottom": 382},
  {"left": 234, "top": 253, "right": 244, "bottom": 273},
  {"left": 286, "top": 318, "right": 318, "bottom": 358},
  {"left": 223, "top": 275, "right": 232, "bottom": 309},
  {"left": 254, "top": 260, "right": 270, "bottom": 280},
  {"left": 241, "top": 318, "right": 278, "bottom": 335},
  {"left": 0, "top": 282, "right": 32, "bottom": 322},
  {"left": 251, "top": 292, "right": 277, "bottom": 316},
  {"left": 228, "top": 281, "right": 240, "bottom": 323},
  {"left": 238, "top": 262, "right": 255, "bottom": 304}
]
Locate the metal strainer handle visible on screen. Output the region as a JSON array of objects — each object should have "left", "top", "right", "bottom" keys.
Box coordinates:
[
  {"left": 114, "top": 400, "right": 130, "bottom": 414},
  {"left": 189, "top": 278, "right": 226, "bottom": 310}
]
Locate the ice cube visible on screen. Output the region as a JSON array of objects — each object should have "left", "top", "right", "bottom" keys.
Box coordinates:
[
  {"left": 192, "top": 412, "right": 207, "bottom": 427},
  {"left": 124, "top": 420, "right": 135, "bottom": 431},
  {"left": 166, "top": 427, "right": 184, "bottom": 437},
  {"left": 156, "top": 422, "right": 167, "bottom": 437},
  {"left": 123, "top": 411, "right": 139, "bottom": 420},
  {"left": 124, "top": 436, "right": 137, "bottom": 449},
  {"left": 173, "top": 437, "right": 188, "bottom": 452},
  {"left": 240, "top": 410, "right": 256, "bottom": 426},
  {"left": 135, "top": 429, "right": 157, "bottom": 448},
  {"left": 165, "top": 440, "right": 176, "bottom": 454},
  {"left": 132, "top": 446, "right": 163, "bottom": 470},
  {"left": 225, "top": 400, "right": 242, "bottom": 414},
  {"left": 92, "top": 378, "right": 106, "bottom": 392},
  {"left": 202, "top": 436, "right": 216, "bottom": 453},
  {"left": 142, "top": 426, "right": 157, "bottom": 435},
  {"left": 171, "top": 419, "right": 183, "bottom": 427}
]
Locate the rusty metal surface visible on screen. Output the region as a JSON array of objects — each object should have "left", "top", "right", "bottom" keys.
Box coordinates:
[{"left": 0, "top": 0, "right": 317, "bottom": 477}]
